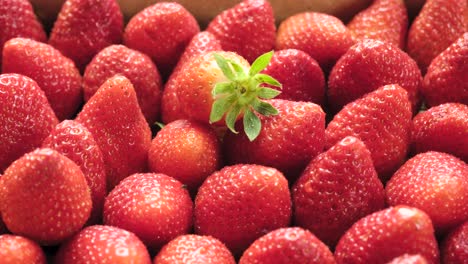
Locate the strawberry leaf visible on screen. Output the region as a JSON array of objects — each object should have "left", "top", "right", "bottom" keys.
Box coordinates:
[
  {"left": 249, "top": 51, "right": 273, "bottom": 76},
  {"left": 210, "top": 94, "right": 236, "bottom": 123},
  {"left": 257, "top": 87, "right": 281, "bottom": 99},
  {"left": 213, "top": 82, "right": 234, "bottom": 97},
  {"left": 244, "top": 108, "right": 261, "bottom": 141},
  {"left": 252, "top": 99, "right": 278, "bottom": 116},
  {"left": 255, "top": 74, "right": 281, "bottom": 87},
  {"left": 226, "top": 104, "right": 242, "bottom": 133},
  {"left": 214, "top": 53, "right": 236, "bottom": 81}
]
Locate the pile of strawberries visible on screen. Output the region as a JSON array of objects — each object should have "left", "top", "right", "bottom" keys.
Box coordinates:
[{"left": 0, "top": 0, "right": 467, "bottom": 263}]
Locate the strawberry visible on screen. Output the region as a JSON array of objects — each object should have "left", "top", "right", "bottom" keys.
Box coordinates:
[
  {"left": 83, "top": 44, "right": 163, "bottom": 124},
  {"left": 422, "top": 33, "right": 468, "bottom": 107},
  {"left": 386, "top": 254, "right": 429, "bottom": 264},
  {"left": 55, "top": 225, "right": 152, "bottom": 264},
  {"left": 148, "top": 120, "right": 222, "bottom": 194},
  {"left": 76, "top": 75, "right": 152, "bottom": 191},
  {"left": 223, "top": 99, "right": 325, "bottom": 180},
  {"left": 42, "top": 120, "right": 106, "bottom": 225},
  {"left": 49, "top": 0, "right": 123, "bottom": 71},
  {"left": 261, "top": 49, "right": 325, "bottom": 105},
  {"left": 334, "top": 206, "right": 440, "bottom": 264},
  {"left": 327, "top": 39, "right": 422, "bottom": 114},
  {"left": 124, "top": 2, "right": 200, "bottom": 78},
  {"left": 175, "top": 50, "right": 282, "bottom": 141},
  {"left": 293, "top": 136, "right": 386, "bottom": 248},
  {"left": 0, "top": 0, "right": 46, "bottom": 67},
  {"left": 238, "top": 227, "right": 336, "bottom": 264},
  {"left": 103, "top": 173, "right": 193, "bottom": 252},
  {"left": 406, "top": 0, "right": 467, "bottom": 74},
  {"left": 276, "top": 12, "right": 354, "bottom": 72},
  {"left": 154, "top": 234, "right": 235, "bottom": 264},
  {"left": 326, "top": 84, "right": 412, "bottom": 181},
  {"left": 0, "top": 73, "right": 58, "bottom": 172},
  {"left": 2, "top": 38, "right": 82, "bottom": 120},
  {"left": 206, "top": 0, "right": 276, "bottom": 63},
  {"left": 194, "top": 164, "right": 291, "bottom": 256},
  {"left": 411, "top": 103, "right": 468, "bottom": 162},
  {"left": 440, "top": 221, "right": 468, "bottom": 264},
  {"left": 347, "top": 0, "right": 408, "bottom": 49},
  {"left": 160, "top": 77, "right": 189, "bottom": 125},
  {"left": 386, "top": 152, "right": 468, "bottom": 234},
  {"left": 0, "top": 234, "right": 46, "bottom": 264},
  {"left": 0, "top": 148, "right": 92, "bottom": 245}
]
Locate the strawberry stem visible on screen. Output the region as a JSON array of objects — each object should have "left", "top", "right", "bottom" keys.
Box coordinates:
[{"left": 210, "top": 51, "right": 282, "bottom": 141}]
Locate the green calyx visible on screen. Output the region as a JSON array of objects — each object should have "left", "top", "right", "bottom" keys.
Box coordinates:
[{"left": 209, "top": 51, "right": 282, "bottom": 141}]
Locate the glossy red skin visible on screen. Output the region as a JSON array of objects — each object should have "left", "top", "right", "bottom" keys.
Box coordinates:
[
  {"left": 104, "top": 173, "right": 193, "bottom": 252},
  {"left": 327, "top": 40, "right": 422, "bottom": 114},
  {"left": 42, "top": 120, "right": 106, "bottom": 225},
  {"left": 326, "top": 84, "right": 412, "bottom": 182},
  {"left": 154, "top": 234, "right": 235, "bottom": 264},
  {"left": 0, "top": 235, "right": 47, "bottom": 264},
  {"left": 207, "top": 0, "right": 276, "bottom": 63},
  {"left": 0, "top": 148, "right": 92, "bottom": 245},
  {"left": 161, "top": 31, "right": 222, "bottom": 124},
  {"left": 422, "top": 33, "right": 468, "bottom": 107},
  {"left": 0, "top": 74, "right": 58, "bottom": 173},
  {"left": 261, "top": 49, "right": 325, "bottom": 105},
  {"left": 124, "top": 2, "right": 200, "bottom": 77},
  {"left": 2, "top": 38, "right": 82, "bottom": 120},
  {"left": 411, "top": 103, "right": 468, "bottom": 162},
  {"left": 347, "top": 0, "right": 408, "bottom": 49},
  {"left": 76, "top": 75, "right": 152, "bottom": 191},
  {"left": 276, "top": 12, "right": 354, "bottom": 73},
  {"left": 194, "top": 164, "right": 291, "bottom": 256},
  {"left": 55, "top": 225, "right": 152, "bottom": 264},
  {"left": 441, "top": 221, "right": 468, "bottom": 264},
  {"left": 83, "top": 44, "right": 163, "bottom": 124},
  {"left": 49, "top": 0, "right": 123, "bottom": 71},
  {"left": 239, "top": 227, "right": 336, "bottom": 264},
  {"left": 293, "top": 136, "right": 385, "bottom": 248},
  {"left": 407, "top": 0, "right": 467, "bottom": 74},
  {"left": 386, "top": 152, "right": 468, "bottom": 234},
  {"left": 224, "top": 99, "right": 325, "bottom": 180},
  {"left": 148, "top": 120, "right": 221, "bottom": 193},
  {"left": 0, "top": 0, "right": 46, "bottom": 66},
  {"left": 175, "top": 51, "right": 250, "bottom": 124},
  {"left": 335, "top": 206, "right": 440, "bottom": 264},
  {"left": 386, "top": 254, "right": 429, "bottom": 264}
]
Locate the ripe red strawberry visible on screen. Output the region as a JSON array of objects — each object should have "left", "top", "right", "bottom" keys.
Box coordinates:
[
  {"left": 440, "top": 221, "right": 468, "bottom": 264},
  {"left": 55, "top": 225, "right": 152, "bottom": 264},
  {"left": 0, "top": 234, "right": 46, "bottom": 264},
  {"left": 206, "top": 0, "right": 276, "bottom": 63},
  {"left": 0, "top": 148, "right": 92, "bottom": 245},
  {"left": 104, "top": 173, "right": 193, "bottom": 252},
  {"left": 347, "top": 0, "right": 408, "bottom": 49},
  {"left": 406, "top": 0, "right": 467, "bottom": 74},
  {"left": 239, "top": 227, "right": 336, "bottom": 264},
  {"left": 327, "top": 39, "right": 422, "bottom": 113},
  {"left": 161, "top": 32, "right": 222, "bottom": 124},
  {"left": 293, "top": 136, "right": 385, "bottom": 248},
  {"left": 42, "top": 120, "right": 106, "bottom": 225},
  {"left": 261, "top": 49, "right": 325, "bottom": 105},
  {"left": 83, "top": 44, "right": 163, "bottom": 124},
  {"left": 49, "top": 0, "right": 123, "bottom": 71},
  {"left": 223, "top": 99, "right": 325, "bottom": 180},
  {"left": 411, "top": 103, "right": 468, "bottom": 162},
  {"left": 124, "top": 2, "right": 200, "bottom": 77},
  {"left": 386, "top": 152, "right": 468, "bottom": 233},
  {"left": 194, "top": 164, "right": 291, "bottom": 256},
  {"left": 386, "top": 254, "right": 429, "bottom": 264},
  {"left": 0, "top": 74, "right": 58, "bottom": 172},
  {"left": 2, "top": 38, "right": 82, "bottom": 120},
  {"left": 276, "top": 12, "right": 354, "bottom": 72},
  {"left": 148, "top": 120, "right": 221, "bottom": 193},
  {"left": 422, "top": 33, "right": 468, "bottom": 107},
  {"left": 76, "top": 75, "right": 152, "bottom": 191},
  {"left": 334, "top": 206, "right": 440, "bottom": 264},
  {"left": 154, "top": 234, "right": 235, "bottom": 264},
  {"left": 326, "top": 84, "right": 412, "bottom": 181},
  {"left": 0, "top": 0, "right": 46, "bottom": 66}
]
